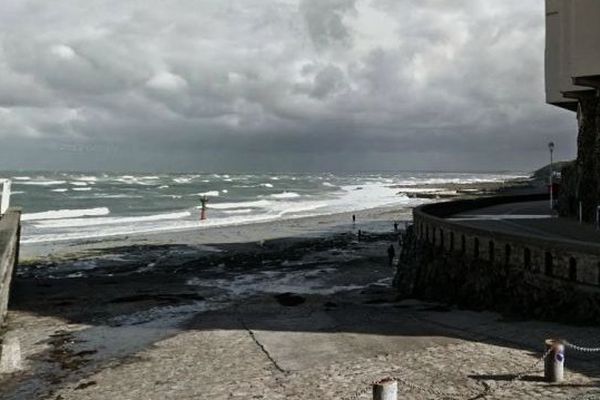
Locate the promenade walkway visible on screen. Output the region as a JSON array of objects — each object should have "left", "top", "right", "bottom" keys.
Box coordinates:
[{"left": 449, "top": 200, "right": 600, "bottom": 246}]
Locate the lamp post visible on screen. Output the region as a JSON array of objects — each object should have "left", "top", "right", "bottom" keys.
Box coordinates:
[{"left": 548, "top": 141, "right": 555, "bottom": 211}]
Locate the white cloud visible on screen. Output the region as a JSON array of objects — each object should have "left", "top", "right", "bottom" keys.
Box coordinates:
[
  {"left": 146, "top": 71, "right": 188, "bottom": 91},
  {"left": 50, "top": 44, "right": 77, "bottom": 60}
]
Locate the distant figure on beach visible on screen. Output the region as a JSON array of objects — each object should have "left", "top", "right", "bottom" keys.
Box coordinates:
[
  {"left": 352, "top": 214, "right": 356, "bottom": 224},
  {"left": 357, "top": 229, "right": 362, "bottom": 241},
  {"left": 387, "top": 245, "right": 395, "bottom": 266},
  {"left": 394, "top": 221, "right": 398, "bottom": 232}
]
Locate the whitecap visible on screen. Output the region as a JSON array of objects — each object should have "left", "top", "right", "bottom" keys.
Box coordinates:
[
  {"left": 196, "top": 191, "right": 220, "bottom": 197},
  {"left": 51, "top": 188, "right": 69, "bottom": 193},
  {"left": 222, "top": 209, "right": 253, "bottom": 215},
  {"left": 75, "top": 176, "right": 98, "bottom": 182},
  {"left": 260, "top": 183, "right": 274, "bottom": 188},
  {"left": 19, "top": 180, "right": 67, "bottom": 186},
  {"left": 210, "top": 200, "right": 271, "bottom": 210},
  {"left": 22, "top": 207, "right": 110, "bottom": 221},
  {"left": 270, "top": 192, "right": 300, "bottom": 199},
  {"left": 33, "top": 211, "right": 191, "bottom": 229},
  {"left": 72, "top": 187, "right": 92, "bottom": 191}
]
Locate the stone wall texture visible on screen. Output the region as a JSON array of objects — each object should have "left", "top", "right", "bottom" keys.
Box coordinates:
[
  {"left": 395, "top": 196, "right": 600, "bottom": 324},
  {"left": 0, "top": 209, "right": 21, "bottom": 327},
  {"left": 559, "top": 95, "right": 600, "bottom": 223}
]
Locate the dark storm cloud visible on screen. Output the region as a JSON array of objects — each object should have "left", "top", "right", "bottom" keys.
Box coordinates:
[{"left": 0, "top": 0, "right": 576, "bottom": 172}]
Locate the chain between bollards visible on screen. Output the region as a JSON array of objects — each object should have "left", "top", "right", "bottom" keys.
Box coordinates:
[{"left": 343, "top": 344, "right": 554, "bottom": 400}]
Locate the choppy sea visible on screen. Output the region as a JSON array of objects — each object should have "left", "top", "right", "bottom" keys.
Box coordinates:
[{"left": 0, "top": 171, "right": 527, "bottom": 244}]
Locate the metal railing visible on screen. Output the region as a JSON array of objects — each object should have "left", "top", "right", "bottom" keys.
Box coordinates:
[{"left": 0, "top": 179, "right": 11, "bottom": 216}]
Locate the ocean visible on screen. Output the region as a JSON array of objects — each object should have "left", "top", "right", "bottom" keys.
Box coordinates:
[{"left": 0, "top": 171, "right": 526, "bottom": 244}]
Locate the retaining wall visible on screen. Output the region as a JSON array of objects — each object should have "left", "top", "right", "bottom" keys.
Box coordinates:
[
  {"left": 0, "top": 209, "right": 21, "bottom": 327},
  {"left": 396, "top": 194, "right": 600, "bottom": 323}
]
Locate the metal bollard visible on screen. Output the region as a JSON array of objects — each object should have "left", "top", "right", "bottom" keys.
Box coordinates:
[
  {"left": 544, "top": 339, "right": 565, "bottom": 383},
  {"left": 373, "top": 378, "right": 397, "bottom": 400}
]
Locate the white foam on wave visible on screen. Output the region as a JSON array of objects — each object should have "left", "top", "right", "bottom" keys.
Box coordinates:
[
  {"left": 75, "top": 176, "right": 97, "bottom": 182},
  {"left": 33, "top": 211, "right": 191, "bottom": 229},
  {"left": 19, "top": 180, "right": 67, "bottom": 186},
  {"left": 260, "top": 183, "right": 274, "bottom": 188},
  {"left": 210, "top": 200, "right": 271, "bottom": 210},
  {"left": 12, "top": 176, "right": 31, "bottom": 180},
  {"left": 51, "top": 188, "right": 69, "bottom": 193},
  {"left": 23, "top": 207, "right": 110, "bottom": 221},
  {"left": 173, "top": 178, "right": 191, "bottom": 184},
  {"left": 196, "top": 191, "right": 219, "bottom": 197},
  {"left": 222, "top": 209, "right": 253, "bottom": 215},
  {"left": 322, "top": 182, "right": 335, "bottom": 187},
  {"left": 270, "top": 192, "right": 300, "bottom": 199},
  {"left": 94, "top": 194, "right": 143, "bottom": 199},
  {"left": 116, "top": 176, "right": 157, "bottom": 185},
  {"left": 69, "top": 181, "right": 88, "bottom": 186},
  {"left": 73, "top": 187, "right": 92, "bottom": 191}
]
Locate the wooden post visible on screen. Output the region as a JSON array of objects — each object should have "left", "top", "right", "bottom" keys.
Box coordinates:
[
  {"left": 544, "top": 339, "right": 564, "bottom": 383},
  {"left": 373, "top": 378, "right": 397, "bottom": 400}
]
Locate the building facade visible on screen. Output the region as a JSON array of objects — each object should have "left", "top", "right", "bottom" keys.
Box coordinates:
[{"left": 546, "top": 0, "right": 600, "bottom": 221}]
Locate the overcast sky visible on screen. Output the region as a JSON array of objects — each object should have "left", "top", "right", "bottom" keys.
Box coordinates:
[{"left": 0, "top": 0, "right": 577, "bottom": 173}]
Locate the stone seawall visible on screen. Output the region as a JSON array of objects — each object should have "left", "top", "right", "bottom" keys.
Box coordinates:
[
  {"left": 0, "top": 209, "right": 21, "bottom": 327},
  {"left": 395, "top": 195, "right": 600, "bottom": 324}
]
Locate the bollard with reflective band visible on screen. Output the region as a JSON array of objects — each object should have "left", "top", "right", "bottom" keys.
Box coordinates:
[
  {"left": 544, "top": 339, "right": 565, "bottom": 383},
  {"left": 373, "top": 378, "right": 397, "bottom": 400}
]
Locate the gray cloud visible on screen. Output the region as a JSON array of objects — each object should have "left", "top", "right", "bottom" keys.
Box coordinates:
[{"left": 0, "top": 0, "right": 576, "bottom": 172}]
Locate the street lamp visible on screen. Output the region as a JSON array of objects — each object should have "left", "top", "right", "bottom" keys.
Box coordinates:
[{"left": 548, "top": 141, "right": 555, "bottom": 211}]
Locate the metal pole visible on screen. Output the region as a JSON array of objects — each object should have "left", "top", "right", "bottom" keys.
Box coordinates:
[
  {"left": 544, "top": 339, "right": 564, "bottom": 383},
  {"left": 373, "top": 378, "right": 397, "bottom": 400},
  {"left": 549, "top": 147, "right": 554, "bottom": 211}
]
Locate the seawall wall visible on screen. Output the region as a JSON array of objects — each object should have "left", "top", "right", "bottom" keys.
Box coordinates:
[
  {"left": 0, "top": 209, "right": 21, "bottom": 327},
  {"left": 395, "top": 194, "right": 600, "bottom": 323}
]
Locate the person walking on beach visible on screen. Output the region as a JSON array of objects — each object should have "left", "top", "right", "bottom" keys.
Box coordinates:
[
  {"left": 352, "top": 214, "right": 356, "bottom": 224},
  {"left": 394, "top": 221, "right": 398, "bottom": 232},
  {"left": 387, "top": 244, "right": 395, "bottom": 266},
  {"left": 357, "top": 229, "right": 362, "bottom": 241}
]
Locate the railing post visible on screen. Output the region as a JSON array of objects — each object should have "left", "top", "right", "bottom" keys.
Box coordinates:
[{"left": 0, "top": 180, "right": 11, "bottom": 215}]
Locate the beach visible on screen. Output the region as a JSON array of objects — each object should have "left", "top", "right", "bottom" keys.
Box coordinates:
[{"left": 5, "top": 175, "right": 600, "bottom": 399}]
